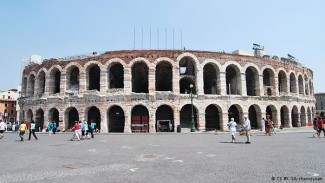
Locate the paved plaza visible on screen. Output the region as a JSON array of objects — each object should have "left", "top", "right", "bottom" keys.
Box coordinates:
[{"left": 1, "top": 128, "right": 324, "bottom": 183}]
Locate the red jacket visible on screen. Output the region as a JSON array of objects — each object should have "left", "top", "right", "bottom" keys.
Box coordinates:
[
  {"left": 24, "top": 120, "right": 29, "bottom": 129},
  {"left": 317, "top": 119, "right": 323, "bottom": 129},
  {"left": 72, "top": 123, "right": 79, "bottom": 131}
]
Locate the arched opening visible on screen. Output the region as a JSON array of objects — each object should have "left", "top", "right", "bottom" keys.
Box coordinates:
[
  {"left": 248, "top": 105, "right": 260, "bottom": 129},
  {"left": 35, "top": 109, "right": 44, "bottom": 132},
  {"left": 263, "top": 69, "right": 275, "bottom": 96},
  {"left": 156, "top": 105, "right": 174, "bottom": 132},
  {"left": 300, "top": 106, "right": 306, "bottom": 127},
  {"left": 266, "top": 105, "right": 277, "bottom": 127},
  {"left": 156, "top": 62, "right": 172, "bottom": 91},
  {"left": 205, "top": 104, "right": 221, "bottom": 131},
  {"left": 228, "top": 105, "right": 242, "bottom": 125},
  {"left": 180, "top": 104, "right": 198, "bottom": 130},
  {"left": 67, "top": 66, "right": 80, "bottom": 91},
  {"left": 132, "top": 62, "right": 148, "bottom": 93},
  {"left": 245, "top": 67, "right": 259, "bottom": 96},
  {"left": 131, "top": 105, "right": 149, "bottom": 133},
  {"left": 278, "top": 71, "right": 287, "bottom": 94},
  {"left": 280, "top": 106, "right": 290, "bottom": 128},
  {"left": 204, "top": 64, "right": 219, "bottom": 94},
  {"left": 304, "top": 75, "right": 309, "bottom": 95},
  {"left": 48, "top": 108, "right": 59, "bottom": 128},
  {"left": 179, "top": 57, "right": 196, "bottom": 76},
  {"left": 298, "top": 75, "right": 303, "bottom": 95},
  {"left": 291, "top": 106, "right": 299, "bottom": 127},
  {"left": 88, "top": 107, "right": 101, "bottom": 130},
  {"left": 179, "top": 77, "right": 196, "bottom": 94},
  {"left": 65, "top": 107, "right": 79, "bottom": 130},
  {"left": 109, "top": 63, "right": 124, "bottom": 89},
  {"left": 22, "top": 77, "right": 28, "bottom": 97},
  {"left": 37, "top": 71, "right": 46, "bottom": 95},
  {"left": 290, "top": 73, "right": 297, "bottom": 93},
  {"left": 226, "top": 65, "right": 241, "bottom": 95},
  {"left": 27, "top": 109, "right": 33, "bottom": 123},
  {"left": 108, "top": 106, "right": 125, "bottom": 132},
  {"left": 88, "top": 64, "right": 100, "bottom": 91},
  {"left": 267, "top": 88, "right": 272, "bottom": 96},
  {"left": 27, "top": 75, "right": 35, "bottom": 97},
  {"left": 307, "top": 107, "right": 312, "bottom": 124},
  {"left": 49, "top": 69, "right": 61, "bottom": 94}
]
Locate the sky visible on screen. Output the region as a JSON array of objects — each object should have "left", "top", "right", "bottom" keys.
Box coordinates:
[{"left": 0, "top": 0, "right": 324, "bottom": 92}]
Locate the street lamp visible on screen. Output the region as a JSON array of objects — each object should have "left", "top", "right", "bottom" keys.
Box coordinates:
[{"left": 190, "top": 84, "right": 195, "bottom": 132}]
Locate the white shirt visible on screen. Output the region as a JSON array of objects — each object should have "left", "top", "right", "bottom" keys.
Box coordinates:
[
  {"left": 0, "top": 122, "right": 5, "bottom": 130},
  {"left": 228, "top": 121, "right": 237, "bottom": 132},
  {"left": 243, "top": 119, "right": 251, "bottom": 130}
]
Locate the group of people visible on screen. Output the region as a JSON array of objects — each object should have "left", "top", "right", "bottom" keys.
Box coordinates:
[
  {"left": 313, "top": 117, "right": 325, "bottom": 138},
  {"left": 47, "top": 121, "right": 58, "bottom": 136},
  {"left": 70, "top": 120, "right": 96, "bottom": 141},
  {"left": 16, "top": 120, "right": 38, "bottom": 141}
]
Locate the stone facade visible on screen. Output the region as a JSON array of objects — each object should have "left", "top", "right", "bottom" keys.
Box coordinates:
[{"left": 18, "top": 50, "right": 315, "bottom": 133}]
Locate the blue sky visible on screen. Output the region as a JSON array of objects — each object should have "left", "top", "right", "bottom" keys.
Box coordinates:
[{"left": 0, "top": 0, "right": 324, "bottom": 92}]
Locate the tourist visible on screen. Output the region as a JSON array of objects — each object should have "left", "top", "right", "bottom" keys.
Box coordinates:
[
  {"left": 28, "top": 120, "right": 38, "bottom": 140},
  {"left": 47, "top": 122, "right": 52, "bottom": 136},
  {"left": 52, "top": 121, "right": 57, "bottom": 134},
  {"left": 260, "top": 118, "right": 265, "bottom": 133},
  {"left": 82, "top": 121, "right": 90, "bottom": 140},
  {"left": 265, "top": 118, "right": 270, "bottom": 136},
  {"left": 269, "top": 119, "right": 276, "bottom": 134},
  {"left": 18, "top": 121, "right": 27, "bottom": 141},
  {"left": 227, "top": 118, "right": 237, "bottom": 143},
  {"left": 70, "top": 121, "right": 80, "bottom": 141},
  {"left": 317, "top": 117, "right": 324, "bottom": 138},
  {"left": 312, "top": 118, "right": 318, "bottom": 138},
  {"left": 242, "top": 117, "right": 251, "bottom": 144},
  {"left": 0, "top": 120, "right": 5, "bottom": 139},
  {"left": 90, "top": 120, "right": 96, "bottom": 138}
]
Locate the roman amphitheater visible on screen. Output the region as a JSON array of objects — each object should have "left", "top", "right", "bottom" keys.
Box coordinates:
[{"left": 19, "top": 49, "right": 315, "bottom": 133}]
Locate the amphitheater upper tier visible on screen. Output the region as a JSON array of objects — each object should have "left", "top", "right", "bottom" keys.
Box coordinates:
[{"left": 19, "top": 50, "right": 315, "bottom": 133}]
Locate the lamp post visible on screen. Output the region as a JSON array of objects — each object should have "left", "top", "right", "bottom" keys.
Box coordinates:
[{"left": 190, "top": 84, "right": 195, "bottom": 132}]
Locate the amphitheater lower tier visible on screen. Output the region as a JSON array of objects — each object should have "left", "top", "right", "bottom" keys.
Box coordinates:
[{"left": 19, "top": 93, "right": 315, "bottom": 133}]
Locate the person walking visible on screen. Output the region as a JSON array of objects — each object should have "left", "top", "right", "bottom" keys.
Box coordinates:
[
  {"left": 90, "top": 120, "right": 96, "bottom": 138},
  {"left": 70, "top": 121, "right": 80, "bottom": 141},
  {"left": 227, "top": 118, "right": 237, "bottom": 143},
  {"left": 18, "top": 121, "right": 27, "bottom": 141},
  {"left": 312, "top": 118, "right": 318, "bottom": 138},
  {"left": 317, "top": 117, "right": 324, "bottom": 138},
  {"left": 52, "top": 121, "right": 57, "bottom": 135},
  {"left": 47, "top": 122, "right": 53, "bottom": 136},
  {"left": 243, "top": 117, "right": 251, "bottom": 144},
  {"left": 28, "top": 120, "right": 38, "bottom": 140},
  {"left": 269, "top": 119, "right": 276, "bottom": 134},
  {"left": 265, "top": 118, "right": 271, "bottom": 136},
  {"left": 260, "top": 118, "right": 265, "bottom": 133},
  {"left": 82, "top": 121, "right": 90, "bottom": 140},
  {"left": 0, "top": 120, "right": 5, "bottom": 139}
]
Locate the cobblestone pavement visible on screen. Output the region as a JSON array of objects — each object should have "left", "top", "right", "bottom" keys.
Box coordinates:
[{"left": 1, "top": 129, "right": 324, "bottom": 183}]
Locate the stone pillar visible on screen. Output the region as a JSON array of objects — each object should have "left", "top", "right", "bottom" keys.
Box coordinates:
[
  {"left": 197, "top": 68, "right": 204, "bottom": 96},
  {"left": 286, "top": 76, "right": 291, "bottom": 96},
  {"left": 60, "top": 72, "right": 66, "bottom": 96},
  {"left": 100, "top": 109, "right": 108, "bottom": 133},
  {"left": 149, "top": 109, "right": 156, "bottom": 133},
  {"left": 173, "top": 108, "right": 180, "bottom": 133},
  {"left": 43, "top": 110, "right": 49, "bottom": 130},
  {"left": 173, "top": 67, "right": 180, "bottom": 94},
  {"left": 287, "top": 110, "right": 292, "bottom": 128},
  {"left": 79, "top": 71, "right": 86, "bottom": 94},
  {"left": 220, "top": 72, "right": 227, "bottom": 95},
  {"left": 124, "top": 67, "right": 132, "bottom": 94},
  {"left": 79, "top": 110, "right": 85, "bottom": 123},
  {"left": 100, "top": 68, "right": 108, "bottom": 94},
  {"left": 34, "top": 78, "right": 39, "bottom": 96},
  {"left": 148, "top": 64, "right": 156, "bottom": 94},
  {"left": 274, "top": 76, "right": 279, "bottom": 96},
  {"left": 59, "top": 109, "right": 64, "bottom": 130},
  {"left": 198, "top": 112, "right": 205, "bottom": 132},
  {"left": 44, "top": 75, "right": 50, "bottom": 97},
  {"left": 221, "top": 112, "right": 229, "bottom": 131},
  {"left": 275, "top": 109, "right": 281, "bottom": 128},
  {"left": 259, "top": 75, "right": 264, "bottom": 96},
  {"left": 241, "top": 73, "right": 247, "bottom": 96},
  {"left": 124, "top": 107, "right": 131, "bottom": 133}
]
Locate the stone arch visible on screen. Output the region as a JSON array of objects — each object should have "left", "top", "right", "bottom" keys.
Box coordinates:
[
  {"left": 27, "top": 73, "right": 36, "bottom": 97},
  {"left": 64, "top": 107, "right": 79, "bottom": 130},
  {"left": 131, "top": 105, "right": 149, "bottom": 133},
  {"left": 48, "top": 108, "right": 59, "bottom": 128},
  {"left": 35, "top": 108, "right": 44, "bottom": 132},
  {"left": 262, "top": 68, "right": 276, "bottom": 96},
  {"left": 66, "top": 64, "right": 80, "bottom": 92},
  {"left": 290, "top": 72, "right": 297, "bottom": 93},
  {"left": 245, "top": 66, "right": 259, "bottom": 96},
  {"left": 248, "top": 104, "right": 262, "bottom": 129},
  {"left": 48, "top": 67, "right": 61, "bottom": 94},
  {"left": 107, "top": 105, "right": 125, "bottom": 132},
  {"left": 176, "top": 52, "right": 200, "bottom": 69},
  {"left": 85, "top": 62, "right": 101, "bottom": 91},
  {"left": 300, "top": 106, "right": 306, "bottom": 127},
  {"left": 280, "top": 105, "right": 290, "bottom": 128},
  {"left": 179, "top": 77, "right": 196, "bottom": 94},
  {"left": 228, "top": 104, "right": 243, "bottom": 125},
  {"left": 278, "top": 70, "right": 288, "bottom": 93},
  {"left": 128, "top": 57, "right": 151, "bottom": 68},
  {"left": 105, "top": 58, "right": 127, "bottom": 68},
  {"left": 154, "top": 57, "right": 175, "bottom": 67},
  {"left": 205, "top": 104, "right": 222, "bottom": 131},
  {"left": 132, "top": 61, "right": 149, "bottom": 93},
  {"left": 225, "top": 64, "right": 241, "bottom": 95},
  {"left": 156, "top": 61, "right": 173, "bottom": 91},
  {"left": 37, "top": 70, "right": 46, "bottom": 95},
  {"left": 298, "top": 74, "right": 304, "bottom": 95},
  {"left": 180, "top": 104, "right": 198, "bottom": 131},
  {"left": 291, "top": 105, "right": 299, "bottom": 127},
  {"left": 203, "top": 62, "right": 220, "bottom": 95},
  {"left": 86, "top": 106, "right": 101, "bottom": 130},
  {"left": 108, "top": 62, "right": 124, "bottom": 89},
  {"left": 156, "top": 105, "right": 174, "bottom": 132},
  {"left": 266, "top": 105, "right": 277, "bottom": 126},
  {"left": 179, "top": 56, "right": 198, "bottom": 94}
]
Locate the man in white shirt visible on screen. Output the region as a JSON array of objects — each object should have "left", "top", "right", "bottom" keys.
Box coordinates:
[
  {"left": 0, "top": 120, "right": 6, "bottom": 139},
  {"left": 243, "top": 117, "right": 251, "bottom": 144}
]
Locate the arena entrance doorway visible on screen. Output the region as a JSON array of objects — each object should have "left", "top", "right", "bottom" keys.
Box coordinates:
[
  {"left": 156, "top": 105, "right": 174, "bottom": 132},
  {"left": 108, "top": 106, "right": 125, "bottom": 133},
  {"left": 131, "top": 105, "right": 149, "bottom": 133}
]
